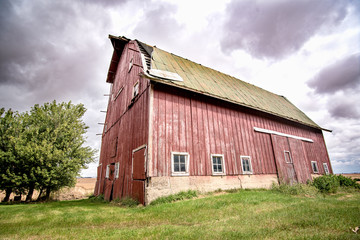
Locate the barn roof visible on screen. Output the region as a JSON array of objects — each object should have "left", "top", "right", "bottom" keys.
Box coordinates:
[{"left": 108, "top": 35, "right": 327, "bottom": 131}]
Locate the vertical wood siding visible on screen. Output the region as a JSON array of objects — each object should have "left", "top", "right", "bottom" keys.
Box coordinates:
[
  {"left": 150, "top": 84, "right": 332, "bottom": 178},
  {"left": 97, "top": 40, "right": 149, "bottom": 200}
]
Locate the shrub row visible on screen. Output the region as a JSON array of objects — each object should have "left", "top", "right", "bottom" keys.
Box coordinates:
[{"left": 312, "top": 174, "right": 360, "bottom": 193}]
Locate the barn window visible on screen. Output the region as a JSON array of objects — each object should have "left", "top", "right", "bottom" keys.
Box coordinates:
[
  {"left": 115, "top": 162, "right": 120, "bottom": 179},
  {"left": 311, "top": 161, "right": 319, "bottom": 173},
  {"left": 323, "top": 163, "right": 329, "bottom": 175},
  {"left": 129, "top": 57, "right": 133, "bottom": 72},
  {"left": 284, "top": 151, "right": 292, "bottom": 163},
  {"left": 105, "top": 164, "right": 110, "bottom": 178},
  {"left": 241, "top": 156, "right": 253, "bottom": 174},
  {"left": 133, "top": 82, "right": 139, "bottom": 98},
  {"left": 171, "top": 152, "right": 189, "bottom": 176},
  {"left": 211, "top": 154, "right": 225, "bottom": 175}
]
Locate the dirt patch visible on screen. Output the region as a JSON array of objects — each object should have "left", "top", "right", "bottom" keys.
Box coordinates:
[
  {"left": 338, "top": 194, "right": 354, "bottom": 200},
  {"left": 0, "top": 178, "right": 96, "bottom": 202}
]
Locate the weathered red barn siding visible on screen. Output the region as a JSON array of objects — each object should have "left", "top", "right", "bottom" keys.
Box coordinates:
[
  {"left": 150, "top": 84, "right": 332, "bottom": 180},
  {"left": 96, "top": 40, "right": 149, "bottom": 200}
]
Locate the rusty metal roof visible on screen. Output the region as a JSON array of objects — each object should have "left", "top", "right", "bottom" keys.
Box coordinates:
[{"left": 144, "top": 46, "right": 323, "bottom": 130}]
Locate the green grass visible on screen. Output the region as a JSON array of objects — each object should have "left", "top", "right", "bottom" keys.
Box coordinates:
[
  {"left": 1, "top": 189, "right": 360, "bottom": 239},
  {"left": 150, "top": 190, "right": 197, "bottom": 205}
]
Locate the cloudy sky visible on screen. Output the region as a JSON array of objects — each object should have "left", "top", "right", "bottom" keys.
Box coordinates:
[{"left": 1, "top": 0, "right": 359, "bottom": 176}]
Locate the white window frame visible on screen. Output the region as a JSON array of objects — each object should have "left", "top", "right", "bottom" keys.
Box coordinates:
[
  {"left": 323, "top": 163, "right": 329, "bottom": 175},
  {"left": 284, "top": 151, "right": 292, "bottom": 163},
  {"left": 171, "top": 152, "right": 190, "bottom": 176},
  {"left": 133, "top": 81, "right": 139, "bottom": 98},
  {"left": 105, "top": 164, "right": 110, "bottom": 178},
  {"left": 211, "top": 154, "right": 226, "bottom": 175},
  {"left": 241, "top": 156, "right": 253, "bottom": 174},
  {"left": 115, "top": 162, "right": 120, "bottom": 179},
  {"left": 311, "top": 161, "right": 319, "bottom": 173}
]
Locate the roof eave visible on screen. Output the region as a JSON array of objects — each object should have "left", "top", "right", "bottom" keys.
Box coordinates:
[{"left": 106, "top": 35, "right": 130, "bottom": 83}]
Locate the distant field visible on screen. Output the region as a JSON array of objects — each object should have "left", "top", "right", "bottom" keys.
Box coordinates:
[
  {"left": 1, "top": 189, "right": 359, "bottom": 239},
  {"left": 340, "top": 174, "right": 360, "bottom": 181},
  {"left": 0, "top": 178, "right": 96, "bottom": 202}
]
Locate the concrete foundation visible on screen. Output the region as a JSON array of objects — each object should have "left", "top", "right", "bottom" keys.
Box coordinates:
[{"left": 145, "top": 174, "right": 278, "bottom": 204}]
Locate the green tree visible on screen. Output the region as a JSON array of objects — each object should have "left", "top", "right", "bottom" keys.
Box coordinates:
[
  {"left": 25, "top": 101, "right": 96, "bottom": 200},
  {"left": 1, "top": 101, "right": 96, "bottom": 202},
  {"left": 0, "top": 108, "right": 24, "bottom": 202}
]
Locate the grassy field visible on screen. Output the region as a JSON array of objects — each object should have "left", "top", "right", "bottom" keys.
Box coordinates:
[{"left": 1, "top": 189, "right": 360, "bottom": 240}]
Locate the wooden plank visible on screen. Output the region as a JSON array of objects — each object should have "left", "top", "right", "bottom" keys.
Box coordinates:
[
  {"left": 157, "top": 90, "right": 166, "bottom": 176},
  {"left": 197, "top": 101, "right": 206, "bottom": 175},
  {"left": 184, "top": 94, "right": 193, "bottom": 165},
  {"left": 172, "top": 94, "right": 180, "bottom": 152},
  {"left": 202, "top": 102, "right": 211, "bottom": 175},
  {"left": 190, "top": 98, "right": 199, "bottom": 176},
  {"left": 178, "top": 93, "right": 187, "bottom": 153}
]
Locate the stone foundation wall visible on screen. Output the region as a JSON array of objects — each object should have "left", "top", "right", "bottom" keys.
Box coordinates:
[{"left": 145, "top": 174, "right": 278, "bottom": 204}]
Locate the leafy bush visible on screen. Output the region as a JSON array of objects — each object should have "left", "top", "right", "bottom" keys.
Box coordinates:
[
  {"left": 312, "top": 175, "right": 339, "bottom": 193},
  {"left": 337, "top": 175, "right": 360, "bottom": 189},
  {"left": 115, "top": 197, "right": 139, "bottom": 207},
  {"left": 150, "top": 190, "right": 197, "bottom": 205},
  {"left": 88, "top": 194, "right": 107, "bottom": 202},
  {"left": 271, "top": 183, "right": 319, "bottom": 196}
]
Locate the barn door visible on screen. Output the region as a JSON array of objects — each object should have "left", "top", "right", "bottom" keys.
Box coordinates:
[
  {"left": 131, "top": 146, "right": 147, "bottom": 205},
  {"left": 271, "top": 135, "right": 298, "bottom": 184},
  {"left": 288, "top": 138, "right": 312, "bottom": 183},
  {"left": 104, "top": 163, "right": 115, "bottom": 201}
]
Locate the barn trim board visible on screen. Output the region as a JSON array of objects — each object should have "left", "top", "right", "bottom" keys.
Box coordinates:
[
  {"left": 95, "top": 35, "right": 333, "bottom": 205},
  {"left": 254, "top": 127, "right": 313, "bottom": 142}
]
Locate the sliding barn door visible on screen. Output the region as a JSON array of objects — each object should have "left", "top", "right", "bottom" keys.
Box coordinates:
[{"left": 271, "top": 135, "right": 298, "bottom": 184}]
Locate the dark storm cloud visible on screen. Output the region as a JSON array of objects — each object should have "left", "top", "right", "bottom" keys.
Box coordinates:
[
  {"left": 82, "top": 0, "right": 129, "bottom": 7},
  {"left": 220, "top": 0, "right": 351, "bottom": 59},
  {"left": 329, "top": 102, "right": 360, "bottom": 119},
  {"left": 307, "top": 53, "right": 360, "bottom": 94},
  {"left": 0, "top": 0, "right": 114, "bottom": 107},
  {"left": 132, "top": 2, "right": 183, "bottom": 48}
]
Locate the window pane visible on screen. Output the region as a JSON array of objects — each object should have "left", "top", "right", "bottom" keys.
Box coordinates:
[
  {"left": 218, "top": 165, "right": 222, "bottom": 172},
  {"left": 180, "top": 155, "right": 185, "bottom": 164},
  {"left": 243, "top": 158, "right": 250, "bottom": 172},
  {"left": 217, "top": 157, "right": 222, "bottom": 164},
  {"left": 213, "top": 158, "right": 217, "bottom": 164},
  {"left": 312, "top": 162, "right": 318, "bottom": 172},
  {"left": 180, "top": 163, "right": 186, "bottom": 172},
  {"left": 174, "top": 163, "right": 179, "bottom": 172},
  {"left": 174, "top": 155, "right": 179, "bottom": 164}
]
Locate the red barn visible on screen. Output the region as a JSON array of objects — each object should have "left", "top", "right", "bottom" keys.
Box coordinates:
[{"left": 94, "top": 35, "right": 332, "bottom": 204}]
